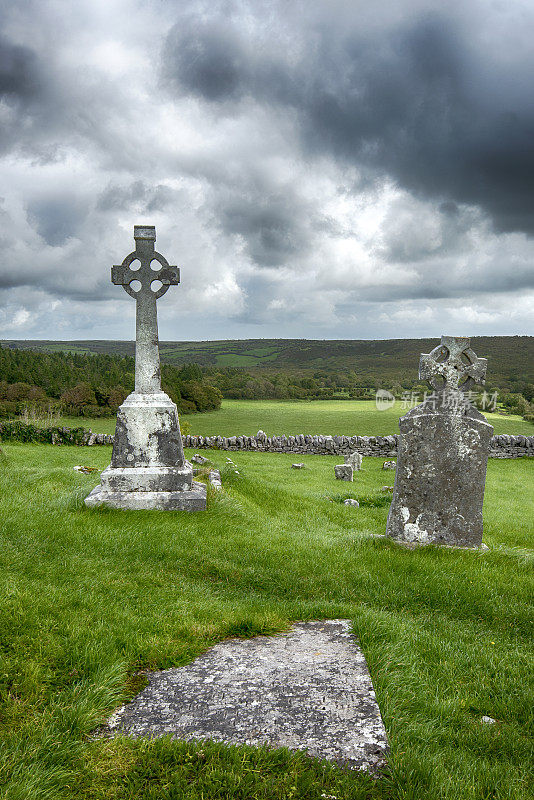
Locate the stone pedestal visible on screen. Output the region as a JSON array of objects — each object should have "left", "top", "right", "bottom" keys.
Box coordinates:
[
  {"left": 386, "top": 404, "right": 493, "bottom": 547},
  {"left": 86, "top": 391, "right": 206, "bottom": 510}
]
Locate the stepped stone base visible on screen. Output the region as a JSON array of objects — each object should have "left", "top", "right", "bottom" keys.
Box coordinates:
[
  {"left": 85, "top": 480, "right": 207, "bottom": 511},
  {"left": 85, "top": 389, "right": 207, "bottom": 511},
  {"left": 99, "top": 464, "right": 194, "bottom": 493}
]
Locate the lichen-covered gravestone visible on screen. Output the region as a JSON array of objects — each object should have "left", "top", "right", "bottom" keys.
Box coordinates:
[
  {"left": 386, "top": 336, "right": 493, "bottom": 547},
  {"left": 85, "top": 226, "right": 206, "bottom": 511},
  {"left": 335, "top": 464, "right": 353, "bottom": 481},
  {"left": 104, "top": 620, "right": 388, "bottom": 771}
]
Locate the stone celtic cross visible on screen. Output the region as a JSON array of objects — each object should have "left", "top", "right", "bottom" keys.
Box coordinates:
[
  {"left": 419, "top": 336, "right": 487, "bottom": 393},
  {"left": 111, "top": 226, "right": 179, "bottom": 394}
]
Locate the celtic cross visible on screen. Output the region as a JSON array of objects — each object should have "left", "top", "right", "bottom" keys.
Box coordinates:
[
  {"left": 419, "top": 336, "right": 487, "bottom": 393},
  {"left": 111, "top": 226, "right": 179, "bottom": 394}
]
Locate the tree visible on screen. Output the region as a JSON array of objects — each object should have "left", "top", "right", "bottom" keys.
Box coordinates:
[{"left": 60, "top": 383, "right": 97, "bottom": 408}]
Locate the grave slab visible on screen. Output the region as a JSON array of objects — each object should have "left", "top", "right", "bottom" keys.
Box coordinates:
[{"left": 104, "top": 620, "right": 388, "bottom": 771}]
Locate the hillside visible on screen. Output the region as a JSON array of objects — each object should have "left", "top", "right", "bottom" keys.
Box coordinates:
[{"left": 2, "top": 337, "right": 533, "bottom": 391}]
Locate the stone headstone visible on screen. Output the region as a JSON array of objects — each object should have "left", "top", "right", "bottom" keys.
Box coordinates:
[
  {"left": 335, "top": 464, "right": 353, "bottom": 481},
  {"left": 344, "top": 498, "right": 360, "bottom": 507},
  {"left": 85, "top": 226, "right": 206, "bottom": 511},
  {"left": 344, "top": 451, "right": 363, "bottom": 470},
  {"left": 386, "top": 336, "right": 493, "bottom": 547}
]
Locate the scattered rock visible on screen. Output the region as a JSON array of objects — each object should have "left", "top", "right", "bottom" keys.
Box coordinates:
[
  {"left": 334, "top": 464, "right": 353, "bottom": 481},
  {"left": 208, "top": 469, "right": 222, "bottom": 491},
  {"left": 344, "top": 499, "right": 360, "bottom": 507},
  {"left": 380, "top": 486, "right": 394, "bottom": 492},
  {"left": 382, "top": 461, "right": 396, "bottom": 470},
  {"left": 73, "top": 465, "right": 99, "bottom": 474},
  {"left": 481, "top": 715, "right": 496, "bottom": 724},
  {"left": 191, "top": 454, "right": 209, "bottom": 465},
  {"left": 291, "top": 463, "right": 305, "bottom": 469}
]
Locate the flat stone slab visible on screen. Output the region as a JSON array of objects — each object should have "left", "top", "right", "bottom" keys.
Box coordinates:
[{"left": 104, "top": 620, "right": 388, "bottom": 771}]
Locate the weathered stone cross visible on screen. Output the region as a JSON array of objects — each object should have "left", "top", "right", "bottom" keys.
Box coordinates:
[
  {"left": 111, "top": 226, "right": 179, "bottom": 394},
  {"left": 419, "top": 335, "right": 487, "bottom": 392}
]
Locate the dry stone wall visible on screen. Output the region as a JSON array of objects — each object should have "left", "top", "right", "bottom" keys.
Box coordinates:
[
  {"left": 181, "top": 432, "right": 533, "bottom": 459},
  {"left": 1, "top": 422, "right": 531, "bottom": 458}
]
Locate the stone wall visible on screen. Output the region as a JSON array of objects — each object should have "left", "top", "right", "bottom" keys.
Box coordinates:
[
  {"left": 1, "top": 422, "right": 531, "bottom": 458},
  {"left": 181, "top": 432, "right": 534, "bottom": 459}
]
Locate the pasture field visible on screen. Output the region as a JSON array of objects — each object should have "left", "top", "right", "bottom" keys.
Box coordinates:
[
  {"left": 53, "top": 399, "right": 534, "bottom": 437},
  {"left": 0, "top": 444, "right": 532, "bottom": 799}
]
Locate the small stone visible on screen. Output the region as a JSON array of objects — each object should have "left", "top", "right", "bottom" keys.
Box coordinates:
[
  {"left": 344, "top": 499, "right": 360, "bottom": 507},
  {"left": 382, "top": 460, "right": 396, "bottom": 470},
  {"left": 208, "top": 469, "right": 222, "bottom": 491},
  {"left": 381, "top": 485, "right": 394, "bottom": 492},
  {"left": 191, "top": 454, "right": 209, "bottom": 465},
  {"left": 481, "top": 715, "right": 496, "bottom": 724},
  {"left": 335, "top": 464, "right": 353, "bottom": 481},
  {"left": 291, "top": 463, "right": 305, "bottom": 469}
]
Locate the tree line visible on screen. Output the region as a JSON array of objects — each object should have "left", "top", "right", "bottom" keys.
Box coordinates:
[
  {"left": 0, "top": 344, "right": 532, "bottom": 423},
  {"left": 0, "top": 346, "right": 221, "bottom": 417}
]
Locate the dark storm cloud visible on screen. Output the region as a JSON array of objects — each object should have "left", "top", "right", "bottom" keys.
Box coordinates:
[
  {"left": 218, "top": 192, "right": 312, "bottom": 267},
  {"left": 0, "top": 33, "right": 48, "bottom": 155},
  {"left": 0, "top": 0, "right": 532, "bottom": 339},
  {"left": 163, "top": 3, "right": 534, "bottom": 235},
  {"left": 0, "top": 35, "right": 41, "bottom": 100},
  {"left": 26, "top": 193, "right": 88, "bottom": 247}
]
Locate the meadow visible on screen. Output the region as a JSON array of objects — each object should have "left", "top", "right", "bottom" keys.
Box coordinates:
[
  {"left": 0, "top": 443, "right": 532, "bottom": 799},
  {"left": 54, "top": 398, "right": 534, "bottom": 436}
]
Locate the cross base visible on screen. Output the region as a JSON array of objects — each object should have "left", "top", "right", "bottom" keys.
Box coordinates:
[
  {"left": 84, "top": 482, "right": 207, "bottom": 511},
  {"left": 98, "top": 464, "right": 194, "bottom": 493},
  {"left": 85, "top": 389, "right": 207, "bottom": 510}
]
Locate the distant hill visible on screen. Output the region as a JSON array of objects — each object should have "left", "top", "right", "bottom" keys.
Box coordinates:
[{"left": 2, "top": 336, "right": 532, "bottom": 391}]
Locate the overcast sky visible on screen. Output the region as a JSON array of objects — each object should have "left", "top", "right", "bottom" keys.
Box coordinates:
[{"left": 0, "top": 0, "right": 533, "bottom": 342}]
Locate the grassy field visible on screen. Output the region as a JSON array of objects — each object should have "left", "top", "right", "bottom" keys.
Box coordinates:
[
  {"left": 0, "top": 443, "right": 532, "bottom": 799},
  {"left": 53, "top": 399, "right": 534, "bottom": 437}
]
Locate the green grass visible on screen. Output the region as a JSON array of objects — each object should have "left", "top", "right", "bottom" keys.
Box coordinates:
[
  {"left": 52, "top": 399, "right": 534, "bottom": 437},
  {"left": 185, "top": 400, "right": 533, "bottom": 437},
  {"left": 0, "top": 444, "right": 532, "bottom": 799}
]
